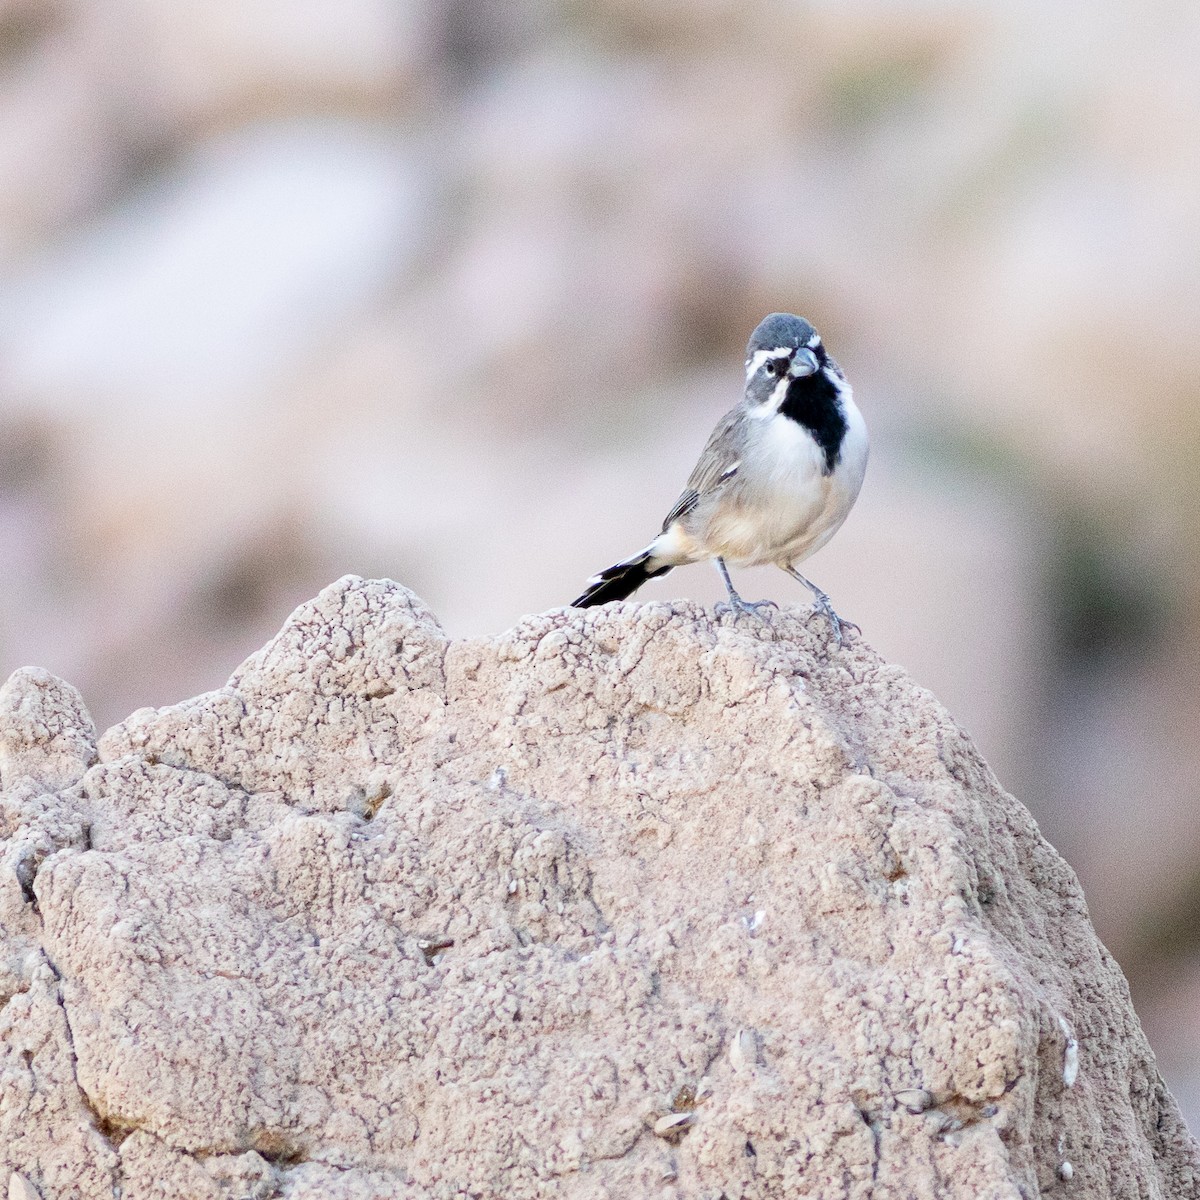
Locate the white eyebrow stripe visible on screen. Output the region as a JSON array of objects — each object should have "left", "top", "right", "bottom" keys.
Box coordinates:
[{"left": 744, "top": 346, "right": 798, "bottom": 378}]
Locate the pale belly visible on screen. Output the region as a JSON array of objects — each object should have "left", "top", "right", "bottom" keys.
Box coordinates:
[{"left": 701, "top": 407, "right": 867, "bottom": 567}]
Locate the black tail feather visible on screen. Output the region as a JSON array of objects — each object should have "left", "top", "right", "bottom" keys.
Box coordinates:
[{"left": 571, "top": 554, "right": 672, "bottom": 607}]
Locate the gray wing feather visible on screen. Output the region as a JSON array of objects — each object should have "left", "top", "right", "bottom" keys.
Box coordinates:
[{"left": 659, "top": 407, "right": 746, "bottom": 532}]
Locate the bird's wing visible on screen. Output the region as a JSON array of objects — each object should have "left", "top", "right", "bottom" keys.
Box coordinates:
[{"left": 659, "top": 407, "right": 745, "bottom": 532}]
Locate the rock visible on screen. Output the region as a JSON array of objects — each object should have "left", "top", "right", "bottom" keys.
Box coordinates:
[
  {"left": 0, "top": 575, "right": 1195, "bottom": 1198},
  {"left": 0, "top": 667, "right": 96, "bottom": 793}
]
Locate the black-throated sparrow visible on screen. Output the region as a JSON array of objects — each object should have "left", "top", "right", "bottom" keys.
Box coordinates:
[{"left": 571, "top": 313, "right": 868, "bottom": 644}]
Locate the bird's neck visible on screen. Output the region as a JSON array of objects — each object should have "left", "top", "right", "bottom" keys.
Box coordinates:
[{"left": 777, "top": 373, "right": 848, "bottom": 474}]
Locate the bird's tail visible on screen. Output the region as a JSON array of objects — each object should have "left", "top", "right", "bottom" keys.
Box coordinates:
[{"left": 571, "top": 551, "right": 672, "bottom": 607}]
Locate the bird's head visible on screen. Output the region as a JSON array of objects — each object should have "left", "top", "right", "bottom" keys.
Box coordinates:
[{"left": 743, "top": 312, "right": 826, "bottom": 407}]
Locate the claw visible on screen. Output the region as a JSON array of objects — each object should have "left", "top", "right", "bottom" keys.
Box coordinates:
[
  {"left": 714, "top": 557, "right": 778, "bottom": 622},
  {"left": 715, "top": 595, "right": 778, "bottom": 621},
  {"left": 809, "top": 591, "right": 857, "bottom": 647},
  {"left": 781, "top": 565, "right": 858, "bottom": 650}
]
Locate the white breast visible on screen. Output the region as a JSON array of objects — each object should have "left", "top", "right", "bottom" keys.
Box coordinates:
[{"left": 715, "top": 387, "right": 868, "bottom": 568}]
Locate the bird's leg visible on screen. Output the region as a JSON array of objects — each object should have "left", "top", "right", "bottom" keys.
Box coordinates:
[
  {"left": 714, "top": 557, "right": 778, "bottom": 619},
  {"left": 782, "top": 565, "right": 859, "bottom": 646}
]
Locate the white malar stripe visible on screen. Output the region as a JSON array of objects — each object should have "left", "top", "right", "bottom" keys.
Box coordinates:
[
  {"left": 769, "top": 374, "right": 793, "bottom": 413},
  {"left": 747, "top": 374, "right": 794, "bottom": 418}
]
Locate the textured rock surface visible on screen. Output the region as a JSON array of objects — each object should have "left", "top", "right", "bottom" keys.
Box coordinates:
[{"left": 0, "top": 575, "right": 1195, "bottom": 1198}]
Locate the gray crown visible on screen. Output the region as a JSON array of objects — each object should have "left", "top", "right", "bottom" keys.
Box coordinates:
[{"left": 745, "top": 312, "right": 818, "bottom": 359}]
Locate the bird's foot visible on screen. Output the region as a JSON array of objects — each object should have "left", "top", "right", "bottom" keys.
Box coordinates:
[
  {"left": 809, "top": 591, "right": 859, "bottom": 648},
  {"left": 715, "top": 594, "right": 779, "bottom": 621}
]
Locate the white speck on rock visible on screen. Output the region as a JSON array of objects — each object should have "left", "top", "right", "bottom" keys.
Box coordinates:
[
  {"left": 9, "top": 1172, "right": 41, "bottom": 1200},
  {"left": 894, "top": 1088, "right": 934, "bottom": 1114},
  {"left": 730, "top": 1028, "right": 758, "bottom": 1073},
  {"left": 654, "top": 1112, "right": 695, "bottom": 1138},
  {"left": 1058, "top": 1016, "right": 1079, "bottom": 1086}
]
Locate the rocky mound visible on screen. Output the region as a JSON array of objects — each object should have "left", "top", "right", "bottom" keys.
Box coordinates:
[{"left": 0, "top": 576, "right": 1195, "bottom": 1198}]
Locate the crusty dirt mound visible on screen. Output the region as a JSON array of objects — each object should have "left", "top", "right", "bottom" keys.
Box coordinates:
[{"left": 0, "top": 576, "right": 1195, "bottom": 1198}]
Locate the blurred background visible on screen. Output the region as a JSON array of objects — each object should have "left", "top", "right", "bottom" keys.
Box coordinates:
[{"left": 0, "top": 0, "right": 1197, "bottom": 1126}]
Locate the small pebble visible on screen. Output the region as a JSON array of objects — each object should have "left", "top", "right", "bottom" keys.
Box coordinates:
[
  {"left": 1059, "top": 1161, "right": 1074, "bottom": 1181},
  {"left": 894, "top": 1088, "right": 934, "bottom": 1114},
  {"left": 730, "top": 1028, "right": 758, "bottom": 1073},
  {"left": 654, "top": 1112, "right": 696, "bottom": 1139},
  {"left": 417, "top": 937, "right": 454, "bottom": 966}
]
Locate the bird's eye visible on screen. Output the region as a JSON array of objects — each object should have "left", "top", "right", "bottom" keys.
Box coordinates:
[{"left": 764, "top": 360, "right": 777, "bottom": 376}]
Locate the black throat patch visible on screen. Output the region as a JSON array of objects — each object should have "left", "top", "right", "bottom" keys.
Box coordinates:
[{"left": 780, "top": 371, "right": 847, "bottom": 474}]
